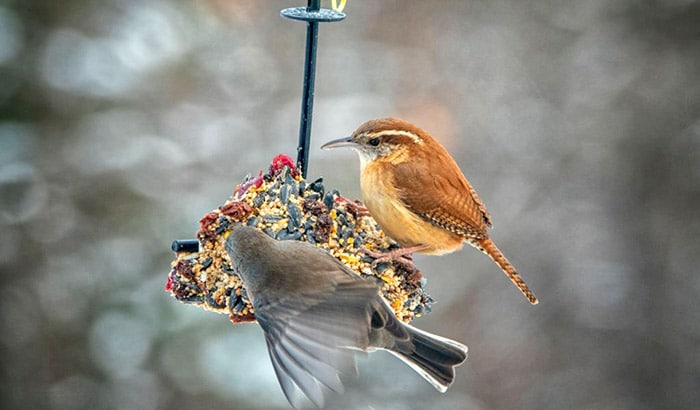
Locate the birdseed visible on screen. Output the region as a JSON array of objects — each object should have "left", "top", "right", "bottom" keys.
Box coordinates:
[{"left": 166, "top": 154, "right": 433, "bottom": 324}]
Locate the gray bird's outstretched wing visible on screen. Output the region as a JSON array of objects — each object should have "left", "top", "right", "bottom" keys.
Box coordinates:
[{"left": 253, "top": 272, "right": 381, "bottom": 408}]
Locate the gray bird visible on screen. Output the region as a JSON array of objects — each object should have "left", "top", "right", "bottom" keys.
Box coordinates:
[{"left": 225, "top": 225, "right": 468, "bottom": 408}]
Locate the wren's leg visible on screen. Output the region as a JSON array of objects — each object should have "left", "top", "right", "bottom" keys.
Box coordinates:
[
  {"left": 334, "top": 196, "right": 371, "bottom": 218},
  {"left": 362, "top": 244, "right": 428, "bottom": 270}
]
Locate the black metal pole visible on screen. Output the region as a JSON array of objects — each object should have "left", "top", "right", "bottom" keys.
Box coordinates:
[
  {"left": 296, "top": 0, "right": 320, "bottom": 178},
  {"left": 281, "top": 1, "right": 345, "bottom": 178}
]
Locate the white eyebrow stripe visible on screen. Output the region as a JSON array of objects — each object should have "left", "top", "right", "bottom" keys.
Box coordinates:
[{"left": 366, "top": 130, "right": 423, "bottom": 144}]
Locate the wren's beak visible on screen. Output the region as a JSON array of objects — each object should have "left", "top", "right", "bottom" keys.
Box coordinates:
[{"left": 321, "top": 136, "right": 357, "bottom": 150}]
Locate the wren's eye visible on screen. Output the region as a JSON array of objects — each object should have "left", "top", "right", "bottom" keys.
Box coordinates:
[{"left": 368, "top": 137, "right": 381, "bottom": 147}]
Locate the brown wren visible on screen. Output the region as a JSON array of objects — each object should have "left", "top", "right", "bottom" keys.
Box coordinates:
[{"left": 321, "top": 118, "right": 538, "bottom": 305}]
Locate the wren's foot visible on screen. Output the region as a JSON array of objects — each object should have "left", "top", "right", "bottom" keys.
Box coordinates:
[
  {"left": 334, "top": 196, "right": 371, "bottom": 218},
  {"left": 362, "top": 244, "right": 427, "bottom": 271}
]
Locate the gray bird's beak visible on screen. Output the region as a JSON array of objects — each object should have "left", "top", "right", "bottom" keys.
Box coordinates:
[{"left": 321, "top": 136, "right": 356, "bottom": 150}]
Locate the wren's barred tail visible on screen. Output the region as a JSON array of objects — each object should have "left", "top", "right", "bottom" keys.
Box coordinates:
[{"left": 475, "top": 238, "right": 538, "bottom": 305}]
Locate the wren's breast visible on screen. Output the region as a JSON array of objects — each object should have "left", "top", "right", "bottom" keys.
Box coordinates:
[{"left": 360, "top": 162, "right": 464, "bottom": 255}]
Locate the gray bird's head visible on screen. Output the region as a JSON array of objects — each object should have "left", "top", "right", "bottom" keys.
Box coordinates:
[{"left": 225, "top": 225, "right": 275, "bottom": 282}]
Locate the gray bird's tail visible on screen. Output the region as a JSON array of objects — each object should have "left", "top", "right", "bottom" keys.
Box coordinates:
[{"left": 388, "top": 324, "right": 468, "bottom": 392}]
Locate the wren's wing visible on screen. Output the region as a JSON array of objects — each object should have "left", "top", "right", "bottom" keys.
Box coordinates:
[
  {"left": 253, "top": 268, "right": 381, "bottom": 408},
  {"left": 394, "top": 152, "right": 492, "bottom": 240}
]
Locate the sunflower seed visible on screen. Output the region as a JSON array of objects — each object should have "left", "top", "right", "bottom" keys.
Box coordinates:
[
  {"left": 287, "top": 203, "right": 302, "bottom": 228},
  {"left": 215, "top": 218, "right": 230, "bottom": 234},
  {"left": 323, "top": 189, "right": 339, "bottom": 209},
  {"left": 253, "top": 193, "right": 266, "bottom": 208},
  {"left": 276, "top": 230, "right": 302, "bottom": 241},
  {"left": 279, "top": 184, "right": 290, "bottom": 204},
  {"left": 262, "top": 215, "right": 283, "bottom": 224}
]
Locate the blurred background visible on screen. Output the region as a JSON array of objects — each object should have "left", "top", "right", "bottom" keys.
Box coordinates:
[{"left": 1, "top": 0, "right": 699, "bottom": 408}]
